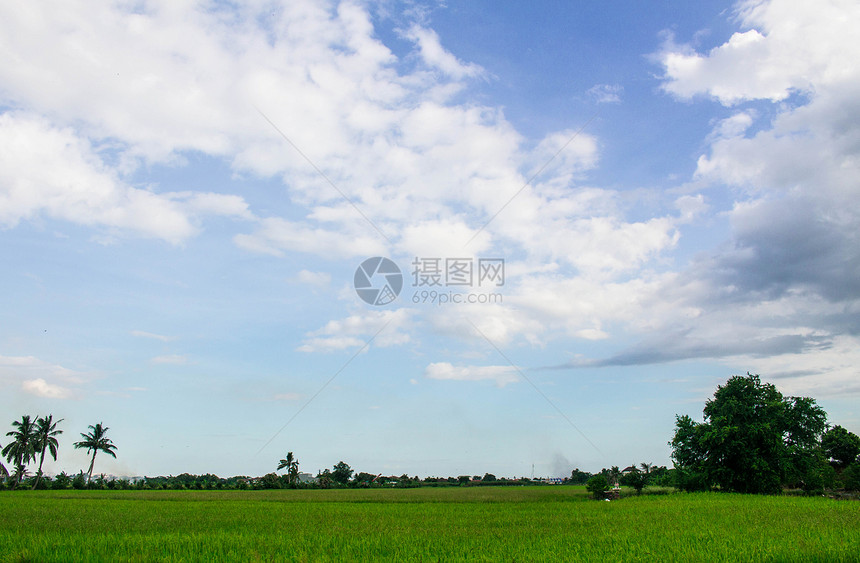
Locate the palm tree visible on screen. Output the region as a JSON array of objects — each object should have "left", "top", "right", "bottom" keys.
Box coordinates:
[
  {"left": 640, "top": 462, "right": 654, "bottom": 475},
  {"left": 74, "top": 423, "right": 117, "bottom": 482},
  {"left": 277, "top": 451, "right": 300, "bottom": 488},
  {"left": 32, "top": 415, "right": 64, "bottom": 490},
  {"left": 3, "top": 415, "right": 38, "bottom": 489},
  {"left": 0, "top": 444, "right": 8, "bottom": 480}
]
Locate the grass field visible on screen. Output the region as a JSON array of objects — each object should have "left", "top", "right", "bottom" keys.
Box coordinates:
[{"left": 1, "top": 486, "right": 859, "bottom": 562}]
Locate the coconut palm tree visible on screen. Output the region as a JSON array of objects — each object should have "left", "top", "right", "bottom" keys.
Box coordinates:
[
  {"left": 277, "top": 451, "right": 300, "bottom": 488},
  {"left": 3, "top": 415, "right": 38, "bottom": 489},
  {"left": 32, "top": 415, "right": 64, "bottom": 490},
  {"left": 74, "top": 423, "right": 117, "bottom": 482},
  {"left": 0, "top": 444, "right": 8, "bottom": 480}
]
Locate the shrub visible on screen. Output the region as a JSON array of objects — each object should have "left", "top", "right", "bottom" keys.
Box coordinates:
[{"left": 586, "top": 475, "right": 610, "bottom": 499}]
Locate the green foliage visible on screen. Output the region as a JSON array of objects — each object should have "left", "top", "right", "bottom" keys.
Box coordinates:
[
  {"left": 620, "top": 467, "right": 647, "bottom": 494},
  {"left": 73, "top": 423, "right": 117, "bottom": 482},
  {"left": 822, "top": 425, "right": 860, "bottom": 469},
  {"left": 332, "top": 461, "right": 353, "bottom": 485},
  {"left": 671, "top": 373, "right": 828, "bottom": 494},
  {"left": 52, "top": 472, "right": 72, "bottom": 490},
  {"left": 31, "top": 415, "right": 63, "bottom": 491},
  {"left": 277, "top": 452, "right": 300, "bottom": 488},
  {"left": 568, "top": 468, "right": 592, "bottom": 485},
  {"left": 585, "top": 475, "right": 609, "bottom": 498},
  {"left": 843, "top": 462, "right": 860, "bottom": 491},
  {"left": 3, "top": 415, "right": 38, "bottom": 489}
]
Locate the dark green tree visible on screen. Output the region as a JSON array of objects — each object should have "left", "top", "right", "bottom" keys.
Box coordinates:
[
  {"left": 586, "top": 475, "right": 609, "bottom": 499},
  {"left": 822, "top": 425, "right": 860, "bottom": 469},
  {"left": 620, "top": 466, "right": 647, "bottom": 494},
  {"left": 332, "top": 461, "right": 352, "bottom": 485},
  {"left": 3, "top": 415, "right": 38, "bottom": 489},
  {"left": 74, "top": 423, "right": 117, "bottom": 482},
  {"left": 32, "top": 415, "right": 64, "bottom": 490},
  {"left": 277, "top": 452, "right": 300, "bottom": 488},
  {"left": 670, "top": 373, "right": 828, "bottom": 494}
]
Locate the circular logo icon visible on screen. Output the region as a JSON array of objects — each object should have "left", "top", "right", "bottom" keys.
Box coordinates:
[{"left": 354, "top": 257, "right": 403, "bottom": 306}]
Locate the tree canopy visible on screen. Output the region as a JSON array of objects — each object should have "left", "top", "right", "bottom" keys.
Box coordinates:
[{"left": 670, "top": 373, "right": 828, "bottom": 494}]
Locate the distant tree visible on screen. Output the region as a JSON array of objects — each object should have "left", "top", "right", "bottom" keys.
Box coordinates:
[
  {"left": 72, "top": 471, "right": 87, "bottom": 490},
  {"left": 52, "top": 471, "right": 72, "bottom": 490},
  {"left": 277, "top": 452, "right": 300, "bottom": 488},
  {"left": 670, "top": 373, "right": 828, "bottom": 494},
  {"left": 32, "top": 415, "right": 64, "bottom": 490},
  {"left": 457, "top": 475, "right": 470, "bottom": 485},
  {"left": 586, "top": 475, "right": 610, "bottom": 499},
  {"left": 568, "top": 468, "right": 592, "bottom": 485},
  {"left": 316, "top": 469, "right": 333, "bottom": 488},
  {"left": 822, "top": 426, "right": 860, "bottom": 469},
  {"left": 74, "top": 423, "right": 117, "bottom": 482},
  {"left": 353, "top": 472, "right": 377, "bottom": 487},
  {"left": 620, "top": 466, "right": 647, "bottom": 494},
  {"left": 3, "top": 415, "right": 38, "bottom": 489},
  {"left": 0, "top": 443, "right": 7, "bottom": 480},
  {"left": 481, "top": 473, "right": 497, "bottom": 482},
  {"left": 332, "top": 461, "right": 353, "bottom": 485},
  {"left": 639, "top": 462, "right": 654, "bottom": 476},
  {"left": 258, "top": 472, "right": 281, "bottom": 489},
  {"left": 608, "top": 466, "right": 622, "bottom": 487}
]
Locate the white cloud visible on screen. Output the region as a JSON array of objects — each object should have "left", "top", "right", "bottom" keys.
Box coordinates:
[
  {"left": 659, "top": 0, "right": 860, "bottom": 105},
  {"left": 405, "top": 25, "right": 485, "bottom": 80},
  {"left": 151, "top": 354, "right": 188, "bottom": 365},
  {"left": 0, "top": 114, "right": 196, "bottom": 243},
  {"left": 294, "top": 270, "right": 332, "bottom": 286},
  {"left": 424, "top": 362, "right": 519, "bottom": 387},
  {"left": 298, "top": 308, "right": 415, "bottom": 352},
  {"left": 22, "top": 378, "right": 72, "bottom": 399},
  {"left": 0, "top": 355, "right": 86, "bottom": 399},
  {"left": 131, "top": 330, "right": 172, "bottom": 342},
  {"left": 587, "top": 84, "right": 623, "bottom": 104}
]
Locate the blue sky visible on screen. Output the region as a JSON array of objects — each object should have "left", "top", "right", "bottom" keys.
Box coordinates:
[{"left": 1, "top": 0, "right": 859, "bottom": 480}]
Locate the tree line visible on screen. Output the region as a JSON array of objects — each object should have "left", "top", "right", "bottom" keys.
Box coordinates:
[
  {"left": 1, "top": 416, "right": 117, "bottom": 490},
  {"left": 4, "top": 373, "right": 859, "bottom": 495}
]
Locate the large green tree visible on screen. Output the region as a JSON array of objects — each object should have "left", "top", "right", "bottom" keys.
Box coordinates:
[
  {"left": 3, "top": 415, "right": 38, "bottom": 489},
  {"left": 32, "top": 415, "right": 64, "bottom": 490},
  {"left": 670, "top": 373, "right": 828, "bottom": 494},
  {"left": 74, "top": 423, "right": 117, "bottom": 482},
  {"left": 822, "top": 425, "right": 860, "bottom": 469}
]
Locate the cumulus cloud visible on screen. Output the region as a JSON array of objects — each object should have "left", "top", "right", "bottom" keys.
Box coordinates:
[
  {"left": 22, "top": 378, "right": 72, "bottom": 399},
  {"left": 0, "top": 355, "right": 86, "bottom": 399},
  {"left": 298, "top": 308, "right": 415, "bottom": 352},
  {"left": 659, "top": 0, "right": 860, "bottom": 105},
  {"left": 424, "top": 362, "right": 519, "bottom": 387}
]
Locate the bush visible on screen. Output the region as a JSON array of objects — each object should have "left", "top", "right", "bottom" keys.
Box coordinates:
[
  {"left": 586, "top": 475, "right": 610, "bottom": 499},
  {"left": 844, "top": 462, "right": 860, "bottom": 491}
]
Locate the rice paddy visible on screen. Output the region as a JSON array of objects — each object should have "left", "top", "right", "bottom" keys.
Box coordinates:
[{"left": 1, "top": 486, "right": 858, "bottom": 561}]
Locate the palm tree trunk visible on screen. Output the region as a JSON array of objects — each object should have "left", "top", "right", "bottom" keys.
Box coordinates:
[
  {"left": 32, "top": 452, "right": 46, "bottom": 490},
  {"left": 87, "top": 452, "right": 97, "bottom": 482}
]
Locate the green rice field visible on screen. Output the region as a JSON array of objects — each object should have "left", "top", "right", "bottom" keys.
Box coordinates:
[{"left": 1, "top": 486, "right": 859, "bottom": 562}]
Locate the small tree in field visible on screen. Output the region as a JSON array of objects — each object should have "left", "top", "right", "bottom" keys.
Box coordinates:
[
  {"left": 620, "top": 467, "right": 648, "bottom": 494},
  {"left": 586, "top": 475, "right": 609, "bottom": 499}
]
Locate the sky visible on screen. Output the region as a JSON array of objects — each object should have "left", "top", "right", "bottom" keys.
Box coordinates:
[{"left": 1, "top": 0, "right": 859, "bottom": 480}]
